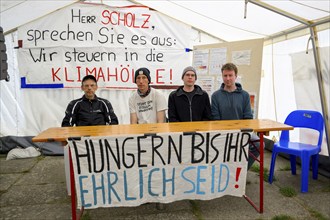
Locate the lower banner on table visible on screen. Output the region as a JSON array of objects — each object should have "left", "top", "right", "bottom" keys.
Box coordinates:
[{"left": 68, "top": 130, "right": 251, "bottom": 208}]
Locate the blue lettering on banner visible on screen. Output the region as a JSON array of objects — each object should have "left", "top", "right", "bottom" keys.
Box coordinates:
[
  {"left": 181, "top": 166, "right": 196, "bottom": 194},
  {"left": 71, "top": 131, "right": 250, "bottom": 208},
  {"left": 218, "top": 164, "right": 229, "bottom": 192},
  {"left": 78, "top": 164, "right": 234, "bottom": 207},
  {"left": 124, "top": 170, "right": 136, "bottom": 201},
  {"left": 211, "top": 165, "right": 215, "bottom": 193},
  {"left": 148, "top": 168, "right": 159, "bottom": 196},
  {"left": 181, "top": 164, "right": 230, "bottom": 194},
  {"left": 79, "top": 175, "right": 91, "bottom": 207},
  {"left": 197, "top": 165, "right": 207, "bottom": 195},
  {"left": 162, "top": 167, "right": 175, "bottom": 196},
  {"left": 92, "top": 174, "right": 105, "bottom": 205},
  {"left": 139, "top": 169, "right": 144, "bottom": 199},
  {"left": 107, "top": 171, "right": 120, "bottom": 204}
]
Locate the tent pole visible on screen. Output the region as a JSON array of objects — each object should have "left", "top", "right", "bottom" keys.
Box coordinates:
[
  {"left": 248, "top": 0, "right": 330, "bottom": 157},
  {"left": 309, "top": 26, "right": 330, "bottom": 157},
  {"left": 248, "top": 0, "right": 309, "bottom": 25}
]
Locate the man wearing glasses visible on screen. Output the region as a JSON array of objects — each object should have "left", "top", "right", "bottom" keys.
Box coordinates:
[{"left": 168, "top": 66, "right": 211, "bottom": 122}]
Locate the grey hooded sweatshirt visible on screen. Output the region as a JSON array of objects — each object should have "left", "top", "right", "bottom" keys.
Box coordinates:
[{"left": 211, "top": 82, "right": 253, "bottom": 120}]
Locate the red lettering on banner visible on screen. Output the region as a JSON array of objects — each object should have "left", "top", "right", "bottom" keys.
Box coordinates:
[
  {"left": 101, "top": 10, "right": 150, "bottom": 28},
  {"left": 49, "top": 67, "right": 174, "bottom": 85},
  {"left": 132, "top": 69, "right": 135, "bottom": 83},
  {"left": 107, "top": 68, "right": 118, "bottom": 81},
  {"left": 52, "top": 68, "right": 61, "bottom": 81},
  {"left": 120, "top": 65, "right": 130, "bottom": 82},
  {"left": 125, "top": 13, "right": 136, "bottom": 28},
  {"left": 65, "top": 67, "right": 74, "bottom": 82},
  {"left": 97, "top": 68, "right": 105, "bottom": 81},
  {"left": 141, "top": 14, "right": 151, "bottom": 28},
  {"left": 85, "top": 67, "right": 106, "bottom": 82},
  {"left": 77, "top": 66, "right": 82, "bottom": 82},
  {"left": 86, "top": 67, "right": 96, "bottom": 76},
  {"left": 169, "top": 69, "right": 173, "bottom": 84},
  {"left": 156, "top": 69, "right": 165, "bottom": 84}
]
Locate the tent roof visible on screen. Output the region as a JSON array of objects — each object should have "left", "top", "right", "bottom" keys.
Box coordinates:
[
  {"left": 133, "top": 0, "right": 330, "bottom": 41},
  {"left": 1, "top": 0, "right": 329, "bottom": 41}
]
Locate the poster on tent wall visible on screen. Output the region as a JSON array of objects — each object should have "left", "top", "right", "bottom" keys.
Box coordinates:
[
  {"left": 17, "top": 2, "right": 191, "bottom": 89},
  {"left": 68, "top": 130, "right": 250, "bottom": 209}
]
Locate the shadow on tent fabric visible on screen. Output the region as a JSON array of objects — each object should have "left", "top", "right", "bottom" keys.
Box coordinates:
[{"left": 0, "top": 136, "right": 64, "bottom": 156}]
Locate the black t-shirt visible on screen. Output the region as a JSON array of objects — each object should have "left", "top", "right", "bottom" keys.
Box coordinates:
[{"left": 182, "top": 88, "right": 196, "bottom": 102}]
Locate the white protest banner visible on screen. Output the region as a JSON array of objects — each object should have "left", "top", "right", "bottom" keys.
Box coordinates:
[
  {"left": 17, "top": 2, "right": 192, "bottom": 88},
  {"left": 68, "top": 130, "right": 250, "bottom": 209}
]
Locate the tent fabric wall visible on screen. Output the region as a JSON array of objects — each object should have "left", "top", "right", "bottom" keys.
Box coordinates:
[{"left": 259, "top": 29, "right": 330, "bottom": 156}]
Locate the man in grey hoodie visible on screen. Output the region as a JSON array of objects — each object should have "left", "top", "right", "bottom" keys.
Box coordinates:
[{"left": 211, "top": 62, "right": 260, "bottom": 169}]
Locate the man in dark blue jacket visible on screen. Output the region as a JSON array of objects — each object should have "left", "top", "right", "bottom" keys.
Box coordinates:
[
  {"left": 168, "top": 66, "right": 211, "bottom": 122},
  {"left": 62, "top": 75, "right": 118, "bottom": 126}
]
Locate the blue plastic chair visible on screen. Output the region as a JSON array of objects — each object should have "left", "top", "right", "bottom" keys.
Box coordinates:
[{"left": 268, "top": 110, "right": 324, "bottom": 193}]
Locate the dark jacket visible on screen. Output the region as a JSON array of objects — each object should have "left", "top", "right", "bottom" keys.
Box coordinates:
[
  {"left": 62, "top": 95, "right": 118, "bottom": 127},
  {"left": 168, "top": 85, "right": 211, "bottom": 122}
]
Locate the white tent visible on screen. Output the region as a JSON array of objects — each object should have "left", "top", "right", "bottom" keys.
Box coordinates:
[{"left": 0, "top": 0, "right": 329, "bottom": 160}]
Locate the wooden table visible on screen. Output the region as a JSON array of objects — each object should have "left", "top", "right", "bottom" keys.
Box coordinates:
[
  {"left": 33, "top": 119, "right": 292, "bottom": 219},
  {"left": 33, "top": 119, "right": 291, "bottom": 142}
]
